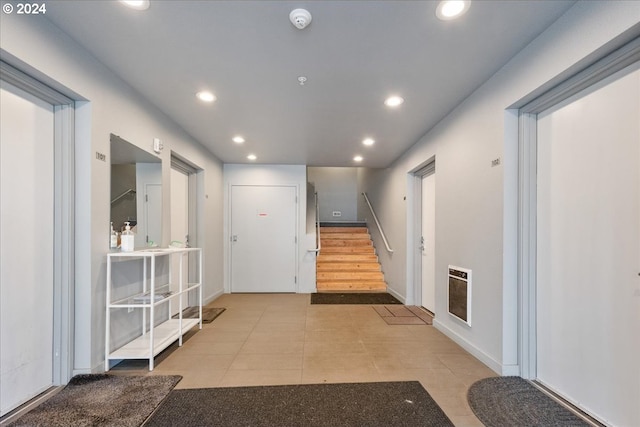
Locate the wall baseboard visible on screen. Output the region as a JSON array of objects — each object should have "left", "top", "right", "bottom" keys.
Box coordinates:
[
  {"left": 204, "top": 288, "right": 225, "bottom": 306},
  {"left": 433, "top": 318, "right": 518, "bottom": 376},
  {"left": 386, "top": 287, "right": 406, "bottom": 304}
]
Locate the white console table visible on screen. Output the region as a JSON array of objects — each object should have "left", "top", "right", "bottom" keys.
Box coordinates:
[{"left": 105, "top": 247, "right": 202, "bottom": 371}]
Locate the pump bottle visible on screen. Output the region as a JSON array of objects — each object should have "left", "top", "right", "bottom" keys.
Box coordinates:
[
  {"left": 110, "top": 222, "right": 118, "bottom": 249},
  {"left": 121, "top": 222, "right": 135, "bottom": 252}
]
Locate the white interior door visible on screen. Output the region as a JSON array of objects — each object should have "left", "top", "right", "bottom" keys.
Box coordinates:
[
  {"left": 421, "top": 172, "right": 436, "bottom": 312},
  {"left": 0, "top": 81, "right": 55, "bottom": 416},
  {"left": 170, "top": 167, "right": 189, "bottom": 313},
  {"left": 231, "top": 185, "right": 297, "bottom": 293},
  {"left": 536, "top": 64, "right": 640, "bottom": 426}
]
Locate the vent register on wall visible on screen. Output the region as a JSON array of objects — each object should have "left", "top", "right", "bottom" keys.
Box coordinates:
[{"left": 448, "top": 266, "right": 471, "bottom": 326}]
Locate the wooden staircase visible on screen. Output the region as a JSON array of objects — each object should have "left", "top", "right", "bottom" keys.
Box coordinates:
[{"left": 316, "top": 226, "right": 387, "bottom": 292}]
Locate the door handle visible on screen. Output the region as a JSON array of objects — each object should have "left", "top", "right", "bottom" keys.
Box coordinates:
[{"left": 232, "top": 235, "right": 238, "bottom": 242}]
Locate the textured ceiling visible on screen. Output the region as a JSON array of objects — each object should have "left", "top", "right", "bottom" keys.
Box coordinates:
[{"left": 45, "top": 1, "right": 575, "bottom": 167}]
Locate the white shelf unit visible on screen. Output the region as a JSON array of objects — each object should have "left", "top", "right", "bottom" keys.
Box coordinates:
[{"left": 105, "top": 247, "right": 203, "bottom": 371}]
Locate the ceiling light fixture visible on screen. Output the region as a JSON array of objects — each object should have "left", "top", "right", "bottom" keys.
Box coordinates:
[
  {"left": 119, "top": 0, "right": 150, "bottom": 10},
  {"left": 436, "top": 0, "right": 470, "bottom": 20},
  {"left": 384, "top": 96, "right": 404, "bottom": 107},
  {"left": 196, "top": 91, "right": 216, "bottom": 103},
  {"left": 232, "top": 136, "right": 245, "bottom": 144},
  {"left": 247, "top": 154, "right": 257, "bottom": 161},
  {"left": 353, "top": 155, "right": 363, "bottom": 162},
  {"left": 363, "top": 138, "right": 375, "bottom": 146},
  {"left": 298, "top": 76, "right": 307, "bottom": 86}
]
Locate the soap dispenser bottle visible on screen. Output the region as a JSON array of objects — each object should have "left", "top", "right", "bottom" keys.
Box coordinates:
[
  {"left": 121, "top": 222, "right": 135, "bottom": 252},
  {"left": 110, "top": 222, "right": 118, "bottom": 249}
]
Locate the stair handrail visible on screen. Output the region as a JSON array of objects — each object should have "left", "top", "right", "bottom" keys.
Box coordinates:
[
  {"left": 361, "top": 192, "right": 394, "bottom": 253},
  {"left": 111, "top": 188, "right": 136, "bottom": 204},
  {"left": 309, "top": 191, "right": 321, "bottom": 253}
]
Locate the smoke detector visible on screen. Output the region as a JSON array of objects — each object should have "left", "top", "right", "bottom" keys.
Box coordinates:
[{"left": 290, "top": 9, "right": 312, "bottom": 30}]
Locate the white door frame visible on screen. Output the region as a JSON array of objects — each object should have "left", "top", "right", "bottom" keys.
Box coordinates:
[
  {"left": 171, "top": 154, "right": 199, "bottom": 248},
  {"left": 409, "top": 157, "right": 436, "bottom": 308},
  {"left": 0, "top": 62, "right": 75, "bottom": 387},
  {"left": 517, "top": 38, "right": 640, "bottom": 379},
  {"left": 228, "top": 184, "right": 299, "bottom": 293},
  {"left": 170, "top": 154, "right": 201, "bottom": 306}
]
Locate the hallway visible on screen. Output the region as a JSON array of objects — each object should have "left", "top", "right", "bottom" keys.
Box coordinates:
[{"left": 111, "top": 294, "right": 495, "bottom": 426}]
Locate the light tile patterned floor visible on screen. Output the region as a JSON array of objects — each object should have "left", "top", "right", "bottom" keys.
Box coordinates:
[{"left": 111, "top": 293, "right": 495, "bottom": 426}]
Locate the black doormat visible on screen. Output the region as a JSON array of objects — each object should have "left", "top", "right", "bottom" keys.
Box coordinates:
[
  {"left": 8, "top": 374, "right": 181, "bottom": 427},
  {"left": 468, "top": 377, "right": 590, "bottom": 427},
  {"left": 311, "top": 292, "right": 402, "bottom": 305},
  {"left": 172, "top": 306, "right": 225, "bottom": 323},
  {"left": 145, "top": 381, "right": 453, "bottom": 427}
]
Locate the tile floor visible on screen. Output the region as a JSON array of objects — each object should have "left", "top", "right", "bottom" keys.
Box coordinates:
[{"left": 111, "top": 293, "right": 496, "bottom": 426}]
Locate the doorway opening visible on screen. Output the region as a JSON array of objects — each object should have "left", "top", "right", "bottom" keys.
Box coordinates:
[
  {"left": 170, "top": 154, "right": 200, "bottom": 312},
  {"left": 0, "top": 62, "right": 75, "bottom": 418},
  {"left": 411, "top": 159, "right": 436, "bottom": 315},
  {"left": 518, "top": 40, "right": 639, "bottom": 425},
  {"left": 229, "top": 185, "right": 298, "bottom": 293}
]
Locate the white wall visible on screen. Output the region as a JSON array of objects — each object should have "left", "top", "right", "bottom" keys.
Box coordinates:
[
  {"left": 223, "top": 164, "right": 315, "bottom": 293},
  {"left": 1, "top": 14, "right": 224, "bottom": 373},
  {"left": 307, "top": 167, "right": 359, "bottom": 222},
  {"left": 359, "top": 1, "right": 640, "bottom": 375}
]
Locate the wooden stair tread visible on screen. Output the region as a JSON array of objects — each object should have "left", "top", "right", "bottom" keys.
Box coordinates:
[
  {"left": 321, "top": 240, "right": 372, "bottom": 247},
  {"left": 317, "top": 254, "right": 379, "bottom": 262},
  {"left": 320, "top": 227, "right": 368, "bottom": 234},
  {"left": 316, "top": 280, "right": 387, "bottom": 291},
  {"left": 320, "top": 233, "right": 371, "bottom": 240},
  {"left": 316, "top": 225, "right": 387, "bottom": 292},
  {"left": 317, "top": 263, "right": 381, "bottom": 271},
  {"left": 320, "top": 246, "right": 376, "bottom": 254},
  {"left": 317, "top": 271, "right": 384, "bottom": 280}
]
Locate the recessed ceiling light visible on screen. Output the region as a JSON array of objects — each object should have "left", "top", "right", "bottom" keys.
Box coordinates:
[
  {"left": 119, "top": 0, "right": 150, "bottom": 10},
  {"left": 232, "top": 136, "right": 245, "bottom": 144},
  {"left": 384, "top": 96, "right": 404, "bottom": 107},
  {"left": 247, "top": 154, "right": 257, "bottom": 161},
  {"left": 363, "top": 138, "right": 375, "bottom": 146},
  {"left": 436, "top": 0, "right": 470, "bottom": 20},
  {"left": 353, "top": 155, "right": 363, "bottom": 162},
  {"left": 196, "top": 91, "right": 216, "bottom": 103}
]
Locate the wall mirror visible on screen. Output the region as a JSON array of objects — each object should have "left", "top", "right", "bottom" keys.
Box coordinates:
[{"left": 110, "top": 134, "right": 162, "bottom": 248}]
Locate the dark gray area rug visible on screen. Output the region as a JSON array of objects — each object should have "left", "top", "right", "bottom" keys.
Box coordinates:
[
  {"left": 468, "top": 377, "right": 590, "bottom": 427},
  {"left": 145, "top": 381, "right": 453, "bottom": 427},
  {"left": 311, "top": 292, "right": 401, "bottom": 305},
  {"left": 173, "top": 306, "right": 225, "bottom": 323},
  {"left": 9, "top": 374, "right": 181, "bottom": 427}
]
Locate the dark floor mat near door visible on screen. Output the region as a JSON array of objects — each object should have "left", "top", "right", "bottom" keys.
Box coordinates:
[
  {"left": 311, "top": 292, "right": 401, "bottom": 305},
  {"left": 145, "top": 381, "right": 454, "bottom": 427},
  {"left": 467, "top": 377, "right": 590, "bottom": 427}
]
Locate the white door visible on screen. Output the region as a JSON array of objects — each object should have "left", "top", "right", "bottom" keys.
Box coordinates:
[
  {"left": 536, "top": 64, "right": 639, "bottom": 426},
  {"left": 170, "top": 167, "right": 189, "bottom": 314},
  {"left": 0, "top": 81, "right": 55, "bottom": 415},
  {"left": 421, "top": 172, "right": 436, "bottom": 312},
  {"left": 231, "top": 185, "right": 297, "bottom": 293}
]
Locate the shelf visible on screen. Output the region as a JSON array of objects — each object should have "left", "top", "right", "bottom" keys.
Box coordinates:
[
  {"left": 106, "top": 246, "right": 203, "bottom": 371},
  {"left": 108, "top": 247, "right": 202, "bottom": 258},
  {"left": 108, "top": 318, "right": 200, "bottom": 360},
  {"left": 109, "top": 284, "right": 171, "bottom": 306}
]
